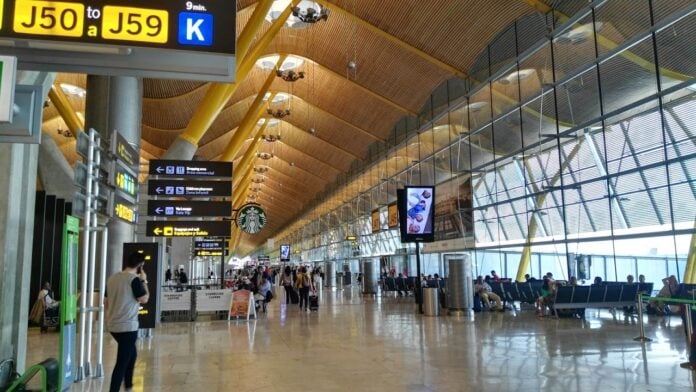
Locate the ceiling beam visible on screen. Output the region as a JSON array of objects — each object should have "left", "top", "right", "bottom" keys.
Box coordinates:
[
  {"left": 263, "top": 118, "right": 364, "bottom": 161},
  {"left": 264, "top": 165, "right": 323, "bottom": 191},
  {"left": 255, "top": 185, "right": 305, "bottom": 207},
  {"left": 269, "top": 156, "right": 333, "bottom": 183},
  {"left": 260, "top": 176, "right": 313, "bottom": 202},
  {"left": 292, "top": 96, "right": 386, "bottom": 143},
  {"left": 278, "top": 52, "right": 417, "bottom": 116},
  {"left": 255, "top": 196, "right": 301, "bottom": 217},
  {"left": 276, "top": 141, "right": 345, "bottom": 173},
  {"left": 315, "top": 0, "right": 467, "bottom": 78}
]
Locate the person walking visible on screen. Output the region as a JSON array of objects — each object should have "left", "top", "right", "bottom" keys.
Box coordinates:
[
  {"left": 105, "top": 251, "right": 149, "bottom": 392},
  {"left": 280, "top": 266, "right": 294, "bottom": 305},
  {"left": 296, "top": 266, "right": 312, "bottom": 311}
]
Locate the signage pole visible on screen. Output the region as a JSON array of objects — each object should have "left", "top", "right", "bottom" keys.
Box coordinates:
[
  {"left": 76, "top": 130, "right": 95, "bottom": 382},
  {"left": 220, "top": 239, "right": 226, "bottom": 289},
  {"left": 95, "top": 227, "right": 108, "bottom": 378},
  {"left": 85, "top": 137, "right": 102, "bottom": 377},
  {"left": 416, "top": 242, "right": 422, "bottom": 315}
]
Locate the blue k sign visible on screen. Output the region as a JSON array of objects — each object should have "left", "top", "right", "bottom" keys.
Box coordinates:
[{"left": 178, "top": 12, "right": 214, "bottom": 46}]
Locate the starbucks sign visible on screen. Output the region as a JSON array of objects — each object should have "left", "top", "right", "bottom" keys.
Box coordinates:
[{"left": 237, "top": 204, "right": 267, "bottom": 234}]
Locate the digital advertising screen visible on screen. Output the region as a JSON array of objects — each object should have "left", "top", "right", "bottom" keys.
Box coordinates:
[
  {"left": 397, "top": 186, "right": 435, "bottom": 243},
  {"left": 280, "top": 244, "right": 290, "bottom": 262}
]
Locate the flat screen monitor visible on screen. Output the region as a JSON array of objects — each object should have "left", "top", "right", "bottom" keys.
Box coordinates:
[
  {"left": 397, "top": 186, "right": 435, "bottom": 243},
  {"left": 280, "top": 244, "right": 291, "bottom": 262}
]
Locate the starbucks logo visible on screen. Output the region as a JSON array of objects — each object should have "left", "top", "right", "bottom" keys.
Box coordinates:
[{"left": 237, "top": 204, "right": 267, "bottom": 234}]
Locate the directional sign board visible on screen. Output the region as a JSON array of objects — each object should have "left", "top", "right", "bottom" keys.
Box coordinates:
[
  {"left": 147, "top": 180, "right": 231, "bottom": 198},
  {"left": 194, "top": 241, "right": 224, "bottom": 249},
  {"left": 113, "top": 194, "right": 138, "bottom": 224},
  {"left": 194, "top": 249, "right": 228, "bottom": 257},
  {"left": 0, "top": 0, "right": 236, "bottom": 54},
  {"left": 112, "top": 131, "right": 138, "bottom": 168},
  {"left": 110, "top": 160, "right": 138, "bottom": 203},
  {"left": 147, "top": 200, "right": 231, "bottom": 217},
  {"left": 149, "top": 159, "right": 232, "bottom": 178},
  {"left": 146, "top": 220, "right": 231, "bottom": 237}
]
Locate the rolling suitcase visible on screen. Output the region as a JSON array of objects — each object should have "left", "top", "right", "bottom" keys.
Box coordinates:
[{"left": 309, "top": 295, "right": 319, "bottom": 311}]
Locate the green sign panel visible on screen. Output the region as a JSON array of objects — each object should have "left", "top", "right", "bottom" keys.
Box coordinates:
[{"left": 59, "top": 215, "right": 80, "bottom": 391}]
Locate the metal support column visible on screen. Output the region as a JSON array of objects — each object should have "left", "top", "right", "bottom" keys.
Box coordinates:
[{"left": 584, "top": 131, "right": 629, "bottom": 229}]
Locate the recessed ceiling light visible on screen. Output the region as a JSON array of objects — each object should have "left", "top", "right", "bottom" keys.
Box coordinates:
[
  {"left": 556, "top": 22, "right": 604, "bottom": 45},
  {"left": 257, "top": 118, "right": 280, "bottom": 127},
  {"left": 498, "top": 68, "right": 536, "bottom": 85},
  {"left": 60, "top": 83, "right": 86, "bottom": 98},
  {"left": 263, "top": 92, "right": 290, "bottom": 103},
  {"left": 256, "top": 54, "right": 305, "bottom": 71},
  {"left": 465, "top": 101, "right": 488, "bottom": 113}
]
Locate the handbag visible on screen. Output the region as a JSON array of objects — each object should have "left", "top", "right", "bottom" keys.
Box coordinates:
[{"left": 29, "top": 296, "right": 46, "bottom": 325}]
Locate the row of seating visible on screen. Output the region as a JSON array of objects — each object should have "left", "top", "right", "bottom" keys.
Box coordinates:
[
  {"left": 552, "top": 283, "right": 653, "bottom": 310},
  {"left": 382, "top": 277, "right": 449, "bottom": 293}
]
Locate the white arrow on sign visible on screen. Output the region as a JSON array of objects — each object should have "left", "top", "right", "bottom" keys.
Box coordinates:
[
  {"left": 153, "top": 228, "right": 163, "bottom": 235},
  {"left": 156, "top": 187, "right": 164, "bottom": 194},
  {"left": 155, "top": 207, "right": 163, "bottom": 214},
  {"left": 156, "top": 166, "right": 164, "bottom": 173}
]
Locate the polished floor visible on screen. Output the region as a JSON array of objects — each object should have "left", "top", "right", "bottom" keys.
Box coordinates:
[{"left": 26, "top": 287, "right": 696, "bottom": 392}]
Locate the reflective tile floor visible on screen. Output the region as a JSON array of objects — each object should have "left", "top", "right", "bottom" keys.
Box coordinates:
[{"left": 26, "top": 287, "right": 696, "bottom": 391}]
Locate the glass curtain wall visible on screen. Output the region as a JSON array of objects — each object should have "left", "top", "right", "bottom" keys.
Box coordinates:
[{"left": 278, "top": 0, "right": 696, "bottom": 283}]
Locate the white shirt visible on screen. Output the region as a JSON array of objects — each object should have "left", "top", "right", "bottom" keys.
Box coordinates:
[
  {"left": 38, "top": 289, "right": 59, "bottom": 308},
  {"left": 475, "top": 282, "right": 491, "bottom": 294}
]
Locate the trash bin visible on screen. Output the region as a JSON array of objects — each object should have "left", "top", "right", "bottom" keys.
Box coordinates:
[{"left": 423, "top": 288, "right": 440, "bottom": 317}]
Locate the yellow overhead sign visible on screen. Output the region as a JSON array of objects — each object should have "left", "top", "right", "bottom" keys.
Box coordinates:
[
  {"left": 14, "top": 0, "right": 85, "bottom": 38},
  {"left": 101, "top": 6, "right": 168, "bottom": 43}
]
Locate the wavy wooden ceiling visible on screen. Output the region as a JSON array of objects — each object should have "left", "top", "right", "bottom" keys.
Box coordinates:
[{"left": 43, "top": 0, "right": 546, "bottom": 256}]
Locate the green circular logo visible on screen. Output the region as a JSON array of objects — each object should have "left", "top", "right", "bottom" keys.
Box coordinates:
[{"left": 237, "top": 203, "right": 267, "bottom": 234}]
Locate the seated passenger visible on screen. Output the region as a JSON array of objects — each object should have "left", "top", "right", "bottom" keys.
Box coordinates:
[
  {"left": 639, "top": 274, "right": 646, "bottom": 284},
  {"left": 650, "top": 275, "right": 678, "bottom": 315},
  {"left": 593, "top": 276, "right": 603, "bottom": 285},
  {"left": 627, "top": 274, "right": 635, "bottom": 284},
  {"left": 536, "top": 276, "right": 556, "bottom": 317},
  {"left": 491, "top": 270, "right": 501, "bottom": 282},
  {"left": 475, "top": 276, "right": 503, "bottom": 312}
]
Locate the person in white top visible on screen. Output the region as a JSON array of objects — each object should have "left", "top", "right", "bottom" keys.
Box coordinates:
[
  {"left": 37, "top": 282, "right": 59, "bottom": 309},
  {"left": 475, "top": 275, "right": 503, "bottom": 311}
]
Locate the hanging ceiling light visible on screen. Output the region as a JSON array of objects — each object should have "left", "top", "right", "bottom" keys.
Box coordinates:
[
  {"left": 266, "top": 0, "right": 328, "bottom": 28},
  {"left": 257, "top": 152, "right": 274, "bottom": 160},
  {"left": 292, "top": 1, "right": 329, "bottom": 24},
  {"left": 267, "top": 108, "right": 291, "bottom": 119},
  {"left": 253, "top": 166, "right": 270, "bottom": 174},
  {"left": 262, "top": 134, "right": 281, "bottom": 142},
  {"left": 251, "top": 177, "right": 265, "bottom": 184},
  {"left": 276, "top": 69, "right": 305, "bottom": 82}
]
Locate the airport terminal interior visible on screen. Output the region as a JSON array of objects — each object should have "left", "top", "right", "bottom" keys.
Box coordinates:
[{"left": 2, "top": 0, "right": 696, "bottom": 391}]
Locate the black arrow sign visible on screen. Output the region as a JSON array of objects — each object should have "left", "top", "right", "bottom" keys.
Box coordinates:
[
  {"left": 147, "top": 200, "right": 232, "bottom": 217},
  {"left": 149, "top": 159, "right": 233, "bottom": 178},
  {"left": 147, "top": 180, "right": 232, "bottom": 198},
  {"left": 146, "top": 221, "right": 231, "bottom": 238}
]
